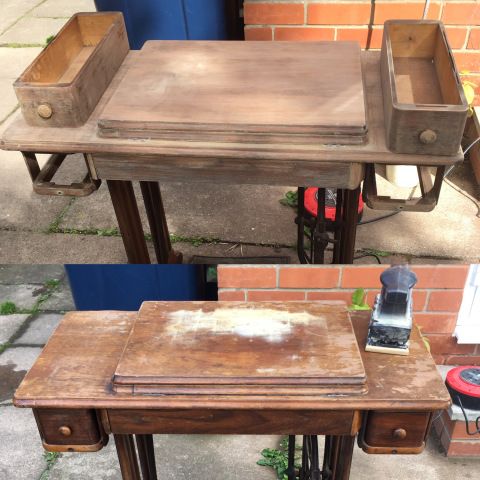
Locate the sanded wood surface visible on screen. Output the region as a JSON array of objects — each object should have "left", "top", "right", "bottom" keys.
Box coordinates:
[
  {"left": 97, "top": 41, "right": 366, "bottom": 145},
  {"left": 1, "top": 52, "right": 462, "bottom": 167},
  {"left": 14, "top": 308, "right": 450, "bottom": 410},
  {"left": 112, "top": 301, "right": 366, "bottom": 395}
]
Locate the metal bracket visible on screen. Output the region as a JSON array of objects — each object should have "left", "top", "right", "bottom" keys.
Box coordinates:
[
  {"left": 363, "top": 163, "right": 445, "bottom": 212},
  {"left": 22, "top": 152, "right": 101, "bottom": 197}
]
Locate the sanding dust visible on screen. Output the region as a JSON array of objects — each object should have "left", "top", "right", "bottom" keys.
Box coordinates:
[{"left": 166, "top": 307, "right": 324, "bottom": 342}]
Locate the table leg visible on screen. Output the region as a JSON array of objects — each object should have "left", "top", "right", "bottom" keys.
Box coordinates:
[
  {"left": 107, "top": 180, "right": 151, "bottom": 264},
  {"left": 337, "top": 187, "right": 360, "bottom": 264},
  {"left": 322, "top": 435, "right": 355, "bottom": 480},
  {"left": 114, "top": 434, "right": 141, "bottom": 480},
  {"left": 140, "top": 181, "right": 182, "bottom": 264},
  {"left": 135, "top": 434, "right": 158, "bottom": 480}
]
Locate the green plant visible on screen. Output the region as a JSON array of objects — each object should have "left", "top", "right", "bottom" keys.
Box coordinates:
[
  {"left": 416, "top": 325, "right": 431, "bottom": 353},
  {"left": 257, "top": 437, "right": 300, "bottom": 480},
  {"left": 40, "top": 451, "right": 61, "bottom": 480},
  {"left": 279, "top": 190, "right": 298, "bottom": 209},
  {"left": 45, "top": 35, "right": 56, "bottom": 46},
  {"left": 349, "top": 288, "right": 371, "bottom": 311},
  {"left": 0, "top": 301, "right": 17, "bottom": 315}
]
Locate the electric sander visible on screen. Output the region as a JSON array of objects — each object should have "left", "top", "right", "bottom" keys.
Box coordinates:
[{"left": 365, "top": 265, "right": 418, "bottom": 356}]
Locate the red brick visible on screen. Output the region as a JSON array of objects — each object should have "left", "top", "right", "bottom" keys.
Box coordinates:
[
  {"left": 245, "top": 26, "right": 273, "bottom": 41},
  {"left": 445, "top": 355, "right": 480, "bottom": 366},
  {"left": 279, "top": 267, "right": 340, "bottom": 288},
  {"left": 336, "top": 27, "right": 383, "bottom": 49},
  {"left": 274, "top": 27, "right": 334, "bottom": 41},
  {"left": 244, "top": 3, "right": 304, "bottom": 25},
  {"left": 374, "top": 2, "right": 441, "bottom": 24},
  {"left": 446, "top": 27, "right": 469, "bottom": 49},
  {"left": 341, "top": 266, "right": 385, "bottom": 288},
  {"left": 468, "top": 28, "right": 480, "bottom": 49},
  {"left": 425, "top": 334, "right": 476, "bottom": 355},
  {"left": 415, "top": 266, "right": 469, "bottom": 289},
  {"left": 428, "top": 290, "right": 464, "bottom": 312},
  {"left": 446, "top": 439, "right": 480, "bottom": 456},
  {"left": 218, "top": 290, "right": 246, "bottom": 301},
  {"left": 414, "top": 313, "right": 458, "bottom": 334},
  {"left": 451, "top": 419, "right": 480, "bottom": 440},
  {"left": 217, "top": 266, "right": 276, "bottom": 288},
  {"left": 306, "top": 291, "right": 353, "bottom": 304},
  {"left": 442, "top": 3, "right": 480, "bottom": 25},
  {"left": 308, "top": 3, "right": 371, "bottom": 25},
  {"left": 454, "top": 51, "right": 480, "bottom": 72},
  {"left": 247, "top": 290, "right": 305, "bottom": 301},
  {"left": 366, "top": 289, "right": 427, "bottom": 310},
  {"left": 432, "top": 354, "right": 446, "bottom": 365}
]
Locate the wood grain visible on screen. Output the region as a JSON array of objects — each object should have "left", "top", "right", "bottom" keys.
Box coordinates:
[
  {"left": 107, "top": 408, "right": 358, "bottom": 435},
  {"left": 2, "top": 52, "right": 462, "bottom": 168},
  {"left": 13, "top": 12, "right": 129, "bottom": 127},
  {"left": 98, "top": 41, "right": 366, "bottom": 145},
  {"left": 381, "top": 20, "right": 468, "bottom": 156},
  {"left": 13, "top": 309, "right": 451, "bottom": 411},
  {"left": 113, "top": 301, "right": 367, "bottom": 396}
]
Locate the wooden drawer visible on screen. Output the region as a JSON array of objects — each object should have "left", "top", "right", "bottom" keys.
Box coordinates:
[
  {"left": 381, "top": 20, "right": 468, "bottom": 156},
  {"left": 34, "top": 408, "right": 108, "bottom": 452},
  {"left": 108, "top": 409, "right": 361, "bottom": 436},
  {"left": 359, "top": 411, "right": 432, "bottom": 454},
  {"left": 14, "top": 13, "right": 128, "bottom": 127}
]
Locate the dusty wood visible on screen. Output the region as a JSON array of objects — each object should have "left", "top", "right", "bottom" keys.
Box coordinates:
[
  {"left": 33, "top": 408, "right": 108, "bottom": 452},
  {"left": 13, "top": 309, "right": 451, "bottom": 410},
  {"left": 98, "top": 41, "right": 366, "bottom": 145},
  {"left": 13, "top": 12, "right": 128, "bottom": 127},
  {"left": 107, "top": 409, "right": 358, "bottom": 435},
  {"left": 381, "top": 20, "right": 468, "bottom": 156},
  {"left": 359, "top": 411, "right": 432, "bottom": 454},
  {"left": 114, "top": 434, "right": 141, "bottom": 480},
  {"left": 2, "top": 52, "right": 462, "bottom": 169},
  {"left": 113, "top": 301, "right": 367, "bottom": 396}
]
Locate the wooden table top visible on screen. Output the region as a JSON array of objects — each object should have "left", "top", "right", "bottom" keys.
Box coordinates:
[
  {"left": 113, "top": 302, "right": 367, "bottom": 396},
  {"left": 1, "top": 51, "right": 462, "bottom": 167},
  {"left": 14, "top": 306, "right": 450, "bottom": 411}
]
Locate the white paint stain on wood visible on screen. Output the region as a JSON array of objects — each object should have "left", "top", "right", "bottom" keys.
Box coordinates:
[{"left": 166, "top": 307, "right": 324, "bottom": 342}]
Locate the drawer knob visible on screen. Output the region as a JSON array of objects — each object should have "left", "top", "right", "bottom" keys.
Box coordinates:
[
  {"left": 58, "top": 425, "right": 72, "bottom": 437},
  {"left": 393, "top": 428, "right": 407, "bottom": 440},
  {"left": 419, "top": 129, "right": 437, "bottom": 145},
  {"left": 37, "top": 104, "right": 53, "bottom": 119}
]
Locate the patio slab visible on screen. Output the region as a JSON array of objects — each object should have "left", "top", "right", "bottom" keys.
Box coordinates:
[
  {"left": 0, "top": 314, "right": 29, "bottom": 343},
  {"left": 0, "top": 284, "right": 42, "bottom": 309},
  {"left": 0, "top": 16, "right": 66, "bottom": 45},
  {"left": 0, "top": 265, "right": 64, "bottom": 285},
  {"left": 31, "top": 0, "right": 95, "bottom": 18},
  {"left": 14, "top": 312, "right": 62, "bottom": 344},
  {"left": 0, "top": 0, "right": 40, "bottom": 34}
]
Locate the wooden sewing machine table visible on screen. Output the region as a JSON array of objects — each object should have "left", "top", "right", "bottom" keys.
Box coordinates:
[
  {"left": 14, "top": 301, "right": 450, "bottom": 479},
  {"left": 0, "top": 43, "right": 463, "bottom": 265}
]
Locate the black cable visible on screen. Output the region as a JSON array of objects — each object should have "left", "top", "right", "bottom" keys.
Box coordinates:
[
  {"left": 353, "top": 253, "right": 382, "bottom": 264},
  {"left": 365, "top": 1, "right": 376, "bottom": 51},
  {"left": 456, "top": 395, "right": 480, "bottom": 436},
  {"left": 358, "top": 211, "right": 400, "bottom": 225}
]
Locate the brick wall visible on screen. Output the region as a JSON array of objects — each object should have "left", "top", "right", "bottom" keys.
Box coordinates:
[
  {"left": 217, "top": 264, "right": 480, "bottom": 365},
  {"left": 243, "top": 0, "right": 480, "bottom": 104}
]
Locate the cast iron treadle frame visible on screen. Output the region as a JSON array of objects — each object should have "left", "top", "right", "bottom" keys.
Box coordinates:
[
  {"left": 288, "top": 435, "right": 325, "bottom": 480},
  {"left": 296, "top": 187, "right": 344, "bottom": 264}
]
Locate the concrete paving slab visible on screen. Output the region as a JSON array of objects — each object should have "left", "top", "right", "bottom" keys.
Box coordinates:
[
  {"left": 0, "top": 406, "right": 47, "bottom": 479},
  {"left": 0, "top": 0, "right": 40, "bottom": 34},
  {"left": 0, "top": 346, "right": 42, "bottom": 402},
  {"left": 15, "top": 312, "right": 61, "bottom": 344},
  {"left": 0, "top": 230, "right": 130, "bottom": 263},
  {"left": 0, "top": 284, "right": 42, "bottom": 309},
  {"left": 0, "top": 46, "right": 43, "bottom": 121},
  {"left": 0, "top": 314, "right": 29, "bottom": 343},
  {"left": 0, "top": 149, "right": 73, "bottom": 231},
  {"left": 41, "top": 278, "right": 74, "bottom": 311},
  {"left": 60, "top": 182, "right": 298, "bottom": 245},
  {"left": 0, "top": 16, "right": 66, "bottom": 45},
  {"left": 0, "top": 264, "right": 64, "bottom": 284},
  {"left": 32, "top": 0, "right": 95, "bottom": 18}
]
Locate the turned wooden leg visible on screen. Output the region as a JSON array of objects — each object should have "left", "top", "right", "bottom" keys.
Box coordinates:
[
  {"left": 322, "top": 435, "right": 355, "bottom": 480},
  {"left": 140, "top": 181, "right": 182, "bottom": 264},
  {"left": 135, "top": 434, "right": 158, "bottom": 480},
  {"left": 114, "top": 434, "right": 141, "bottom": 480},
  {"left": 107, "top": 180, "right": 151, "bottom": 264}
]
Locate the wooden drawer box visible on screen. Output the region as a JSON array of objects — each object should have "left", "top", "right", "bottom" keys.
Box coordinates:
[
  {"left": 381, "top": 20, "right": 468, "bottom": 156},
  {"left": 33, "top": 408, "right": 108, "bottom": 452},
  {"left": 14, "top": 12, "right": 129, "bottom": 127},
  {"left": 359, "top": 411, "right": 432, "bottom": 454}
]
